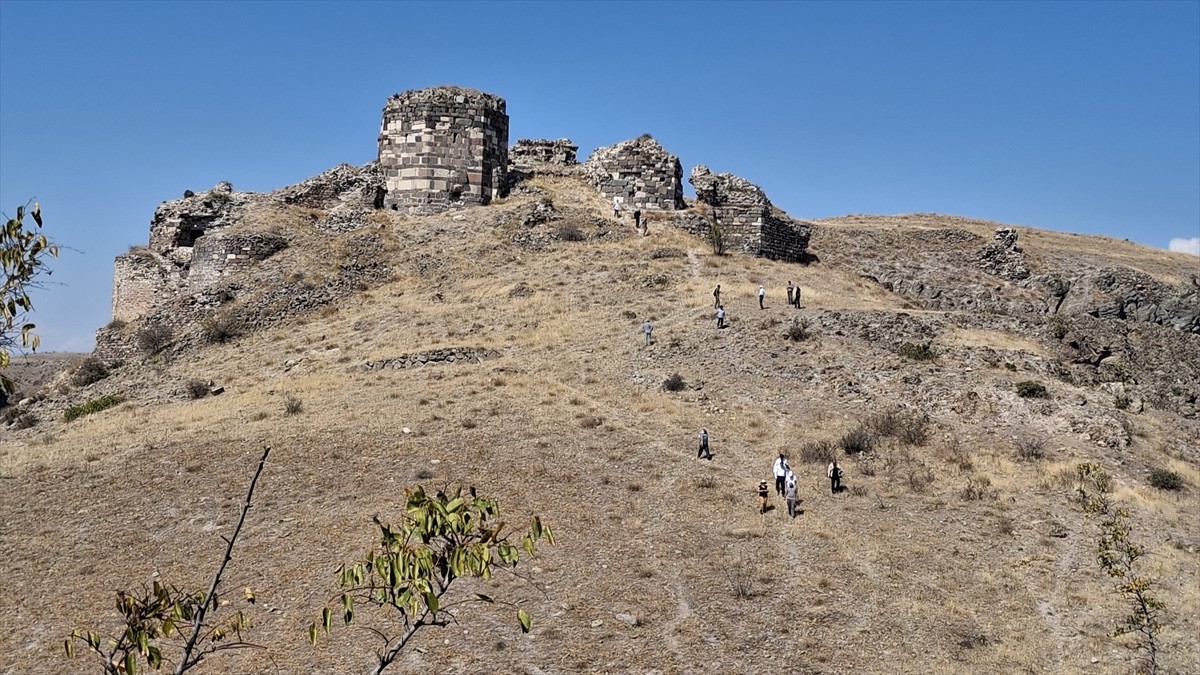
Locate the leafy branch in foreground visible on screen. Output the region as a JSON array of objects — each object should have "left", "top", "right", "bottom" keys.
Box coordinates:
[
  {"left": 1097, "top": 505, "right": 1164, "bottom": 674},
  {"left": 311, "top": 485, "right": 554, "bottom": 675},
  {"left": 2, "top": 201, "right": 59, "bottom": 394},
  {"left": 66, "top": 446, "right": 271, "bottom": 674},
  {"left": 1072, "top": 462, "right": 1165, "bottom": 674}
]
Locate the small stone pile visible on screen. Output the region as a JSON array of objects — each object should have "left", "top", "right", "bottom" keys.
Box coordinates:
[
  {"left": 362, "top": 348, "right": 500, "bottom": 371},
  {"left": 977, "top": 227, "right": 1030, "bottom": 281},
  {"left": 689, "top": 165, "right": 811, "bottom": 262},
  {"left": 582, "top": 135, "right": 685, "bottom": 212}
]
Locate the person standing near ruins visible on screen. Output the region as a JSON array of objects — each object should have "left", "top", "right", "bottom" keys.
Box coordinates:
[
  {"left": 785, "top": 472, "right": 799, "bottom": 518},
  {"left": 794, "top": 284, "right": 802, "bottom": 309},
  {"left": 634, "top": 209, "right": 642, "bottom": 233},
  {"left": 713, "top": 284, "right": 721, "bottom": 309},
  {"left": 758, "top": 285, "right": 766, "bottom": 309},
  {"left": 698, "top": 428, "right": 712, "bottom": 459},
  {"left": 828, "top": 459, "right": 842, "bottom": 494},
  {"left": 716, "top": 305, "right": 727, "bottom": 329},
  {"left": 613, "top": 197, "right": 622, "bottom": 219},
  {"left": 773, "top": 453, "right": 790, "bottom": 496},
  {"left": 787, "top": 281, "right": 795, "bottom": 307},
  {"left": 642, "top": 319, "right": 653, "bottom": 346}
]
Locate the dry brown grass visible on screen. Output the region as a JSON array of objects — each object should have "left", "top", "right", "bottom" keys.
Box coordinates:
[{"left": 2, "top": 187, "right": 1198, "bottom": 675}]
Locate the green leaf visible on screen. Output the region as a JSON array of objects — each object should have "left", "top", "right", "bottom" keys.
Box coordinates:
[
  {"left": 425, "top": 591, "right": 439, "bottom": 614},
  {"left": 322, "top": 607, "right": 333, "bottom": 631},
  {"left": 125, "top": 652, "right": 138, "bottom": 674},
  {"left": 517, "top": 608, "right": 532, "bottom": 633},
  {"left": 307, "top": 622, "right": 318, "bottom": 645},
  {"left": 64, "top": 638, "right": 74, "bottom": 659}
]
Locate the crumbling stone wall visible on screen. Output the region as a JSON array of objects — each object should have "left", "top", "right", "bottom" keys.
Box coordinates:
[
  {"left": 148, "top": 182, "right": 244, "bottom": 256},
  {"left": 189, "top": 233, "right": 289, "bottom": 288},
  {"left": 111, "top": 249, "right": 186, "bottom": 324},
  {"left": 977, "top": 227, "right": 1031, "bottom": 281},
  {"left": 689, "top": 165, "right": 811, "bottom": 262},
  {"left": 510, "top": 139, "right": 578, "bottom": 167},
  {"left": 583, "top": 136, "right": 685, "bottom": 212},
  {"left": 378, "top": 86, "right": 509, "bottom": 213}
]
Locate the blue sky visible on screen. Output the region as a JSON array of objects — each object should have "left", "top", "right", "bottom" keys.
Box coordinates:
[{"left": 2, "top": 0, "right": 1198, "bottom": 352}]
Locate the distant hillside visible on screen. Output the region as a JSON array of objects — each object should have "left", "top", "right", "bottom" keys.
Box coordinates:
[{"left": 1, "top": 169, "right": 1197, "bottom": 675}]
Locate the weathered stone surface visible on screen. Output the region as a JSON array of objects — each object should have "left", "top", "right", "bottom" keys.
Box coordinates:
[
  {"left": 362, "top": 348, "right": 499, "bottom": 371},
  {"left": 511, "top": 138, "right": 578, "bottom": 167},
  {"left": 583, "top": 135, "right": 684, "bottom": 212},
  {"left": 689, "top": 165, "right": 811, "bottom": 262},
  {"left": 378, "top": 86, "right": 509, "bottom": 214},
  {"left": 978, "top": 228, "right": 1030, "bottom": 281},
  {"left": 274, "top": 162, "right": 385, "bottom": 233}
]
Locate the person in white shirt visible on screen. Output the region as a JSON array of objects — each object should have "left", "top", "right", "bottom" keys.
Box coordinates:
[
  {"left": 772, "top": 454, "right": 790, "bottom": 496},
  {"left": 758, "top": 285, "right": 766, "bottom": 309}
]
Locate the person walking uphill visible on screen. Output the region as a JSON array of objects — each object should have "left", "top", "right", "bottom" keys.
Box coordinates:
[
  {"left": 713, "top": 284, "right": 722, "bottom": 309},
  {"left": 773, "top": 453, "right": 790, "bottom": 496},
  {"left": 758, "top": 479, "right": 770, "bottom": 514},
  {"left": 697, "top": 428, "right": 712, "bottom": 460},
  {"left": 716, "top": 305, "right": 727, "bottom": 329},
  {"left": 785, "top": 474, "right": 799, "bottom": 518},
  {"left": 828, "top": 460, "right": 843, "bottom": 494},
  {"left": 758, "top": 285, "right": 766, "bottom": 309},
  {"left": 642, "top": 319, "right": 653, "bottom": 346},
  {"left": 613, "top": 196, "right": 622, "bottom": 219}
]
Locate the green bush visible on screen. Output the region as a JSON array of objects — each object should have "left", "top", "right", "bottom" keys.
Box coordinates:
[
  {"left": 64, "top": 394, "right": 124, "bottom": 422},
  {"left": 71, "top": 357, "right": 110, "bottom": 387},
  {"left": 1016, "top": 381, "right": 1049, "bottom": 399},
  {"left": 1149, "top": 468, "right": 1183, "bottom": 491}
]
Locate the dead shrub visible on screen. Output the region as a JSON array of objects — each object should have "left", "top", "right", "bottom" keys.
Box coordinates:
[
  {"left": 136, "top": 322, "right": 173, "bottom": 355},
  {"left": 799, "top": 439, "right": 836, "bottom": 464},
  {"left": 1015, "top": 436, "right": 1046, "bottom": 461},
  {"left": 185, "top": 379, "right": 211, "bottom": 399},
  {"left": 850, "top": 485, "right": 869, "bottom": 497},
  {"left": 724, "top": 556, "right": 756, "bottom": 600},
  {"left": 579, "top": 416, "right": 603, "bottom": 429},
  {"left": 906, "top": 461, "right": 934, "bottom": 492},
  {"left": 840, "top": 427, "right": 875, "bottom": 455},
  {"left": 201, "top": 313, "right": 242, "bottom": 344},
  {"left": 785, "top": 318, "right": 810, "bottom": 342},
  {"left": 283, "top": 394, "right": 303, "bottom": 416},
  {"left": 698, "top": 475, "right": 717, "bottom": 489},
  {"left": 961, "top": 476, "right": 995, "bottom": 501},
  {"left": 868, "top": 408, "right": 930, "bottom": 446},
  {"left": 662, "top": 373, "right": 686, "bottom": 392},
  {"left": 71, "top": 357, "right": 110, "bottom": 387}
]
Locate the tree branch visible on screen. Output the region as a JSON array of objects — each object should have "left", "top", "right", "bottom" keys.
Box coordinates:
[{"left": 174, "top": 446, "right": 270, "bottom": 675}]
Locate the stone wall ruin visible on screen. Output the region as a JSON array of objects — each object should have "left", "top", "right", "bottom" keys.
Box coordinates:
[
  {"left": 689, "top": 165, "right": 811, "bottom": 262},
  {"left": 378, "top": 86, "right": 509, "bottom": 213},
  {"left": 583, "top": 136, "right": 685, "bottom": 212}
]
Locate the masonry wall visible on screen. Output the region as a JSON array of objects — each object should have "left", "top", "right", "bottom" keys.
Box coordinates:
[
  {"left": 378, "top": 87, "right": 509, "bottom": 213},
  {"left": 583, "top": 136, "right": 685, "bottom": 212},
  {"left": 111, "top": 251, "right": 185, "bottom": 324},
  {"left": 189, "top": 233, "right": 289, "bottom": 288},
  {"left": 689, "top": 165, "right": 811, "bottom": 262}
]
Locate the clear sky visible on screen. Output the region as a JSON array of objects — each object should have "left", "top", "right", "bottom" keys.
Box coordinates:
[{"left": 2, "top": 0, "right": 1198, "bottom": 352}]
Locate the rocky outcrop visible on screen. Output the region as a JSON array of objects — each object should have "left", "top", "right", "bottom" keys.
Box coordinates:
[
  {"left": 689, "top": 165, "right": 811, "bottom": 262},
  {"left": 148, "top": 182, "right": 249, "bottom": 255},
  {"left": 583, "top": 136, "right": 685, "bottom": 212}
]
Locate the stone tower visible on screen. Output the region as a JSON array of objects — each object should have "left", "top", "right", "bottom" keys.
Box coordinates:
[{"left": 378, "top": 86, "right": 509, "bottom": 213}]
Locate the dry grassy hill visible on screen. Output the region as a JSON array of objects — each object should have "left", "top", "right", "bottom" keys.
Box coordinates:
[{"left": 2, "top": 174, "right": 1198, "bottom": 675}]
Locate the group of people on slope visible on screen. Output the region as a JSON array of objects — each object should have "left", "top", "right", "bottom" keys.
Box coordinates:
[{"left": 711, "top": 281, "right": 803, "bottom": 330}]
